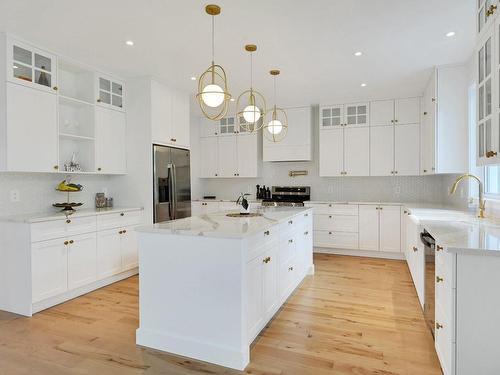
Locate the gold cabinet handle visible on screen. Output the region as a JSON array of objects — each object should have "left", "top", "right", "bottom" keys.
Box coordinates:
[
  {"left": 413, "top": 246, "right": 418, "bottom": 252},
  {"left": 423, "top": 169, "right": 428, "bottom": 173},
  {"left": 288, "top": 220, "right": 293, "bottom": 224},
  {"left": 119, "top": 230, "right": 123, "bottom": 234},
  {"left": 288, "top": 239, "right": 293, "bottom": 243},
  {"left": 120, "top": 212, "right": 125, "bottom": 216},
  {"left": 329, "top": 215, "right": 332, "bottom": 218},
  {"left": 69, "top": 240, "right": 74, "bottom": 244},
  {"left": 97, "top": 98, "right": 102, "bottom": 103},
  {"left": 264, "top": 230, "right": 270, "bottom": 236},
  {"left": 97, "top": 167, "right": 102, "bottom": 171},
  {"left": 52, "top": 86, "right": 58, "bottom": 91},
  {"left": 436, "top": 276, "right": 444, "bottom": 283},
  {"left": 328, "top": 204, "right": 332, "bottom": 207},
  {"left": 53, "top": 165, "right": 59, "bottom": 170},
  {"left": 328, "top": 231, "right": 333, "bottom": 235},
  {"left": 263, "top": 256, "right": 271, "bottom": 264},
  {"left": 486, "top": 150, "right": 498, "bottom": 158},
  {"left": 487, "top": 4, "right": 497, "bottom": 16},
  {"left": 436, "top": 245, "right": 443, "bottom": 252},
  {"left": 436, "top": 322, "right": 443, "bottom": 330},
  {"left": 123, "top": 230, "right": 127, "bottom": 233},
  {"left": 170, "top": 138, "right": 177, "bottom": 142},
  {"left": 64, "top": 240, "right": 69, "bottom": 245},
  {"left": 66, "top": 219, "right": 71, "bottom": 224},
  {"left": 288, "top": 266, "right": 294, "bottom": 271},
  {"left": 304, "top": 213, "right": 309, "bottom": 217},
  {"left": 304, "top": 231, "right": 309, "bottom": 235}
]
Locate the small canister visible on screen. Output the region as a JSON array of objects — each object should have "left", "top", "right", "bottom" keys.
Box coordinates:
[
  {"left": 106, "top": 197, "right": 114, "bottom": 208},
  {"left": 95, "top": 193, "right": 106, "bottom": 208}
]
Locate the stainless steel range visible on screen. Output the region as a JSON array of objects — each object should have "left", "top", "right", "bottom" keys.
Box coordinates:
[{"left": 261, "top": 186, "right": 310, "bottom": 207}]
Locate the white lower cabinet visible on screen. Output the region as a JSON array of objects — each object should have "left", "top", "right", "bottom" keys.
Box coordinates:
[
  {"left": 32, "top": 239, "right": 68, "bottom": 303},
  {"left": 0, "top": 208, "right": 142, "bottom": 316},
  {"left": 67, "top": 233, "right": 97, "bottom": 290},
  {"left": 307, "top": 203, "right": 401, "bottom": 255}
]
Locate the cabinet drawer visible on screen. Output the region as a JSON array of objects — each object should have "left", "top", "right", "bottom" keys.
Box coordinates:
[
  {"left": 65, "top": 216, "right": 97, "bottom": 237},
  {"left": 313, "top": 230, "right": 358, "bottom": 249},
  {"left": 435, "top": 303, "right": 455, "bottom": 375},
  {"left": 314, "top": 215, "right": 358, "bottom": 232},
  {"left": 31, "top": 220, "right": 66, "bottom": 242},
  {"left": 245, "top": 225, "right": 278, "bottom": 258},
  {"left": 97, "top": 210, "right": 142, "bottom": 230},
  {"left": 306, "top": 203, "right": 358, "bottom": 215}
]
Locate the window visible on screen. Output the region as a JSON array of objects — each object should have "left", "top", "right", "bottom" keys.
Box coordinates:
[{"left": 486, "top": 166, "right": 500, "bottom": 196}]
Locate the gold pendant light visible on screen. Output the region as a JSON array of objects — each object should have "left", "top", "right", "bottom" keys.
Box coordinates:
[
  {"left": 236, "top": 44, "right": 266, "bottom": 132},
  {"left": 264, "top": 69, "right": 288, "bottom": 142},
  {"left": 196, "top": 4, "right": 231, "bottom": 121}
]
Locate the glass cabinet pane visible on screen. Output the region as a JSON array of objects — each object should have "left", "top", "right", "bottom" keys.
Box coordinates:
[
  {"left": 322, "top": 108, "right": 331, "bottom": 118},
  {"left": 112, "top": 82, "right": 122, "bottom": 95},
  {"left": 486, "top": 119, "right": 492, "bottom": 151},
  {"left": 479, "top": 123, "right": 485, "bottom": 157},
  {"left": 479, "top": 85, "right": 485, "bottom": 120},
  {"left": 112, "top": 95, "right": 122, "bottom": 108},
  {"left": 99, "top": 90, "right": 111, "bottom": 104},
  {"left": 486, "top": 79, "right": 492, "bottom": 116},
  {"left": 228, "top": 117, "right": 234, "bottom": 125},
  {"left": 34, "top": 70, "right": 51, "bottom": 87},
  {"left": 99, "top": 78, "right": 111, "bottom": 92},
  {"left": 358, "top": 105, "right": 367, "bottom": 115},
  {"left": 13, "top": 45, "right": 31, "bottom": 65},
  {"left": 35, "top": 53, "right": 51, "bottom": 72},
  {"left": 347, "top": 116, "right": 356, "bottom": 125},
  {"left": 332, "top": 108, "right": 341, "bottom": 117},
  {"left": 486, "top": 38, "right": 492, "bottom": 77},
  {"left": 323, "top": 118, "right": 332, "bottom": 127},
  {"left": 347, "top": 106, "right": 356, "bottom": 116},
  {"left": 479, "top": 46, "right": 485, "bottom": 83},
  {"left": 358, "top": 115, "right": 367, "bottom": 124},
  {"left": 13, "top": 64, "right": 32, "bottom": 82}
]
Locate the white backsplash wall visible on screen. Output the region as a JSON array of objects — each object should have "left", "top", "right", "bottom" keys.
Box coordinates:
[{"left": 0, "top": 173, "right": 119, "bottom": 216}]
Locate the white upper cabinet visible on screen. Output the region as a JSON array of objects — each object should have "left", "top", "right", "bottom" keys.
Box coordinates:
[
  {"left": 395, "top": 97, "right": 420, "bottom": 125},
  {"left": 200, "top": 117, "right": 220, "bottom": 137},
  {"left": 421, "top": 65, "right": 468, "bottom": 173},
  {"left": 344, "top": 127, "right": 369, "bottom": 176},
  {"left": 370, "top": 100, "right": 394, "bottom": 126},
  {"left": 319, "top": 128, "right": 344, "bottom": 177},
  {"left": 217, "top": 135, "right": 238, "bottom": 177},
  {"left": 320, "top": 105, "right": 343, "bottom": 129},
  {"left": 370, "top": 125, "right": 394, "bottom": 176},
  {"left": 150, "top": 81, "right": 190, "bottom": 149},
  {"left": 238, "top": 134, "right": 259, "bottom": 177},
  {"left": 95, "top": 106, "right": 127, "bottom": 174},
  {"left": 344, "top": 102, "right": 369, "bottom": 127},
  {"left": 395, "top": 123, "right": 420, "bottom": 176},
  {"left": 96, "top": 74, "right": 124, "bottom": 111},
  {"left": 8, "top": 38, "right": 58, "bottom": 93},
  {"left": 5, "top": 83, "right": 58, "bottom": 172},
  {"left": 200, "top": 137, "right": 219, "bottom": 178},
  {"left": 263, "top": 106, "right": 312, "bottom": 161}
]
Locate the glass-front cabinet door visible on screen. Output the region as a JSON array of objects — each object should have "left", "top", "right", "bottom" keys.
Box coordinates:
[
  {"left": 320, "top": 105, "right": 344, "bottom": 129},
  {"left": 7, "top": 38, "right": 57, "bottom": 93},
  {"left": 477, "top": 24, "right": 499, "bottom": 165},
  {"left": 344, "top": 102, "right": 369, "bottom": 127},
  {"left": 96, "top": 74, "right": 124, "bottom": 111},
  {"left": 478, "top": 0, "right": 498, "bottom": 36}
]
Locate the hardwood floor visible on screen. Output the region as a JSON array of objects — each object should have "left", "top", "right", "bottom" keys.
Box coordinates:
[{"left": 0, "top": 254, "right": 441, "bottom": 375}]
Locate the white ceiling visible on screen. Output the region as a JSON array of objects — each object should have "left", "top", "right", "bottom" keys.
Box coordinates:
[{"left": 0, "top": 0, "right": 475, "bottom": 109}]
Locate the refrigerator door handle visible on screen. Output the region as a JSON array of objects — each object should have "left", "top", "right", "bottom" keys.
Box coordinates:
[
  {"left": 171, "top": 162, "right": 177, "bottom": 220},
  {"left": 167, "top": 163, "right": 174, "bottom": 220}
]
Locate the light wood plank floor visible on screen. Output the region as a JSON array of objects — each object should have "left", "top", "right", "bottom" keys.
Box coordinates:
[{"left": 0, "top": 254, "right": 441, "bottom": 375}]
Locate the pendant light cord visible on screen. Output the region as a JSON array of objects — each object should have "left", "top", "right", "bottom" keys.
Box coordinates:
[
  {"left": 211, "top": 15, "right": 215, "bottom": 64},
  {"left": 250, "top": 52, "right": 253, "bottom": 90}
]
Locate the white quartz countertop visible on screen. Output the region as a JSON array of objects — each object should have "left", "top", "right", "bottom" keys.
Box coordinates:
[
  {"left": 0, "top": 207, "right": 143, "bottom": 223},
  {"left": 405, "top": 204, "right": 500, "bottom": 256},
  {"left": 136, "top": 206, "right": 312, "bottom": 239}
]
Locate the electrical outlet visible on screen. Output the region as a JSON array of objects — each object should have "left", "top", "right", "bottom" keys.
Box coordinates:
[{"left": 10, "top": 190, "right": 20, "bottom": 202}]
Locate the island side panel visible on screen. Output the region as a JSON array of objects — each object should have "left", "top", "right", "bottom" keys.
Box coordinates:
[{"left": 136, "top": 232, "right": 248, "bottom": 370}]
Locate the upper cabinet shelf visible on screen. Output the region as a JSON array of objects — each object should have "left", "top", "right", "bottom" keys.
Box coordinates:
[{"left": 58, "top": 60, "right": 95, "bottom": 104}]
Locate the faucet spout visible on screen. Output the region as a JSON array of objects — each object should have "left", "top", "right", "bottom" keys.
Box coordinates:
[{"left": 449, "top": 174, "right": 485, "bottom": 218}]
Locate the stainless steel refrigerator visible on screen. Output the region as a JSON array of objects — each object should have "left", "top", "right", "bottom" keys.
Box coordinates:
[{"left": 153, "top": 145, "right": 191, "bottom": 223}]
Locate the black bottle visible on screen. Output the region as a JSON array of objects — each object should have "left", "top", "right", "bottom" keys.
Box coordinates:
[
  {"left": 266, "top": 187, "right": 271, "bottom": 199},
  {"left": 256, "top": 185, "right": 261, "bottom": 199}
]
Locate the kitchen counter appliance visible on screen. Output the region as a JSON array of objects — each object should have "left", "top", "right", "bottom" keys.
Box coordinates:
[
  {"left": 261, "top": 186, "right": 310, "bottom": 207},
  {"left": 153, "top": 145, "right": 191, "bottom": 223}
]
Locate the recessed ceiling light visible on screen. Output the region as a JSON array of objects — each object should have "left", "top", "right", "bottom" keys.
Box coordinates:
[
  {"left": 125, "top": 40, "right": 134, "bottom": 46},
  {"left": 190, "top": 76, "right": 197, "bottom": 81},
  {"left": 354, "top": 51, "right": 363, "bottom": 56},
  {"left": 446, "top": 31, "right": 455, "bottom": 37},
  {"left": 361, "top": 83, "right": 367, "bottom": 87}
]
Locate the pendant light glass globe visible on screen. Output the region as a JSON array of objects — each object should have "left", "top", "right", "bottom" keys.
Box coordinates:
[
  {"left": 267, "top": 119, "right": 283, "bottom": 135},
  {"left": 202, "top": 84, "right": 225, "bottom": 107},
  {"left": 243, "top": 105, "right": 261, "bottom": 123}
]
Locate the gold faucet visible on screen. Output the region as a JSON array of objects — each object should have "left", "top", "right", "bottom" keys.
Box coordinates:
[{"left": 450, "top": 174, "right": 485, "bottom": 218}]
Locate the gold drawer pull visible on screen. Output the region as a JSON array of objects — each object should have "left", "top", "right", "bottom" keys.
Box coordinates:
[
  {"left": 436, "top": 245, "right": 443, "bottom": 252},
  {"left": 288, "top": 239, "right": 293, "bottom": 243},
  {"left": 263, "top": 256, "right": 271, "bottom": 264},
  {"left": 119, "top": 230, "right": 123, "bottom": 234},
  {"left": 436, "top": 276, "right": 444, "bottom": 283},
  {"left": 304, "top": 213, "right": 309, "bottom": 217},
  {"left": 264, "top": 230, "right": 270, "bottom": 236},
  {"left": 123, "top": 230, "right": 127, "bottom": 234},
  {"left": 436, "top": 322, "right": 443, "bottom": 330},
  {"left": 64, "top": 240, "right": 69, "bottom": 245},
  {"left": 329, "top": 215, "right": 332, "bottom": 218},
  {"left": 304, "top": 231, "right": 309, "bottom": 235},
  {"left": 288, "top": 220, "right": 293, "bottom": 224},
  {"left": 413, "top": 246, "right": 418, "bottom": 252},
  {"left": 66, "top": 219, "right": 71, "bottom": 224},
  {"left": 288, "top": 266, "right": 294, "bottom": 271},
  {"left": 69, "top": 240, "right": 74, "bottom": 244}
]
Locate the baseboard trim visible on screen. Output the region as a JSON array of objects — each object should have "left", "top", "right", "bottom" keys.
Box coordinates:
[
  {"left": 32, "top": 268, "right": 138, "bottom": 315},
  {"left": 314, "top": 247, "right": 405, "bottom": 260},
  {"left": 136, "top": 328, "right": 249, "bottom": 371}
]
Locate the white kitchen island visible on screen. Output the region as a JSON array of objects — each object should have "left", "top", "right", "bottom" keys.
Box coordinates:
[{"left": 135, "top": 206, "right": 313, "bottom": 370}]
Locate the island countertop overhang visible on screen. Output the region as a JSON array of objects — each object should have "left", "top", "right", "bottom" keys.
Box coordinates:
[{"left": 135, "top": 206, "right": 313, "bottom": 239}]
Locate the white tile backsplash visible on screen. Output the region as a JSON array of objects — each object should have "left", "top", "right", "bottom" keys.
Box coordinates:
[{"left": 0, "top": 173, "right": 120, "bottom": 216}]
